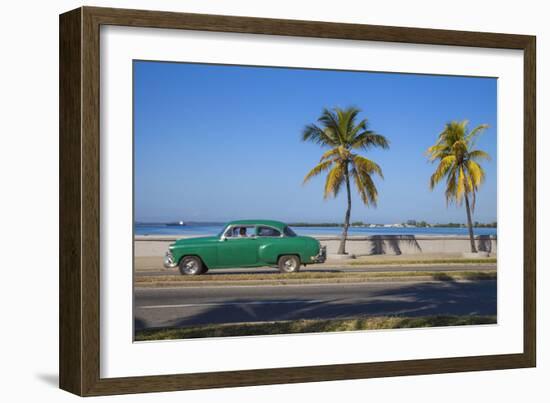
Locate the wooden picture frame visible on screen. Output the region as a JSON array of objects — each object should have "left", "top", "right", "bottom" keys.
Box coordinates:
[{"left": 59, "top": 6, "right": 536, "bottom": 396}]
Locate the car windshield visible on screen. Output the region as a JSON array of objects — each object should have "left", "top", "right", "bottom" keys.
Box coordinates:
[
  {"left": 217, "top": 226, "right": 229, "bottom": 238},
  {"left": 283, "top": 226, "right": 297, "bottom": 237}
]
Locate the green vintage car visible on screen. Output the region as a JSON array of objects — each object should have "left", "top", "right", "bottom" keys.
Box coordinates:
[{"left": 163, "top": 219, "right": 326, "bottom": 275}]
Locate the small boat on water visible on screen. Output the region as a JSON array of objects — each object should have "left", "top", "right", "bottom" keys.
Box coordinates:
[{"left": 166, "top": 221, "right": 186, "bottom": 226}]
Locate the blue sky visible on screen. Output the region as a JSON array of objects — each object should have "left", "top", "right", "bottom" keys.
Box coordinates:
[{"left": 134, "top": 61, "right": 497, "bottom": 224}]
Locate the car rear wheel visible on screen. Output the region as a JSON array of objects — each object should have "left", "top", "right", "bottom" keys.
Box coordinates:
[
  {"left": 179, "top": 256, "right": 204, "bottom": 275},
  {"left": 278, "top": 255, "right": 301, "bottom": 273}
]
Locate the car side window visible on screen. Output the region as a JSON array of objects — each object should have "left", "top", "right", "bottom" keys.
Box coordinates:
[
  {"left": 225, "top": 226, "right": 254, "bottom": 238},
  {"left": 283, "top": 226, "right": 297, "bottom": 237},
  {"left": 257, "top": 226, "right": 281, "bottom": 237},
  {"left": 224, "top": 227, "right": 237, "bottom": 238}
]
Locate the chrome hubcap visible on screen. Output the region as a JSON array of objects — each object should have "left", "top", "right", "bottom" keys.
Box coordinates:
[
  {"left": 284, "top": 259, "right": 296, "bottom": 270},
  {"left": 184, "top": 260, "right": 198, "bottom": 273}
]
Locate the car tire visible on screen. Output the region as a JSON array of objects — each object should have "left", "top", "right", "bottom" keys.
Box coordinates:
[
  {"left": 179, "top": 256, "right": 204, "bottom": 275},
  {"left": 278, "top": 255, "right": 301, "bottom": 273}
]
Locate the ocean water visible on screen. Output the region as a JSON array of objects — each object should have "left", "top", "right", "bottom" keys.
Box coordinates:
[{"left": 134, "top": 223, "right": 497, "bottom": 237}]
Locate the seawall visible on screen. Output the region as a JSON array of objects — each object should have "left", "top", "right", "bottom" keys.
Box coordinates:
[{"left": 134, "top": 235, "right": 497, "bottom": 257}]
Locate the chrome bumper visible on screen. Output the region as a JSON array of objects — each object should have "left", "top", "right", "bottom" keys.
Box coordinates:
[
  {"left": 163, "top": 252, "right": 177, "bottom": 268},
  {"left": 312, "top": 246, "right": 327, "bottom": 263}
]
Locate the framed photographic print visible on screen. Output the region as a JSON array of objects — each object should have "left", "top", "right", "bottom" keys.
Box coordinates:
[{"left": 59, "top": 6, "right": 536, "bottom": 396}]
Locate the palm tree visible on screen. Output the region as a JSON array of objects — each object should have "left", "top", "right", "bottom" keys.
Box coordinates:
[
  {"left": 426, "top": 120, "right": 490, "bottom": 253},
  {"left": 302, "top": 107, "right": 389, "bottom": 254}
]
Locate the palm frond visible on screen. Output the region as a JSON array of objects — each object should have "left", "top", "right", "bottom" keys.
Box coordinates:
[
  {"left": 351, "top": 168, "right": 378, "bottom": 206},
  {"left": 319, "top": 147, "right": 341, "bottom": 162},
  {"left": 335, "top": 107, "right": 360, "bottom": 142},
  {"left": 351, "top": 167, "right": 368, "bottom": 204},
  {"left": 466, "top": 160, "right": 485, "bottom": 187},
  {"left": 429, "top": 155, "right": 456, "bottom": 189},
  {"left": 303, "top": 160, "right": 334, "bottom": 184},
  {"left": 468, "top": 149, "right": 491, "bottom": 162},
  {"left": 465, "top": 123, "right": 489, "bottom": 147},
  {"left": 324, "top": 164, "right": 345, "bottom": 199},
  {"left": 318, "top": 108, "right": 344, "bottom": 144},
  {"left": 302, "top": 124, "right": 337, "bottom": 146},
  {"left": 351, "top": 131, "right": 390, "bottom": 151},
  {"left": 348, "top": 118, "right": 368, "bottom": 139},
  {"left": 351, "top": 154, "right": 384, "bottom": 179},
  {"left": 451, "top": 140, "right": 468, "bottom": 158},
  {"left": 426, "top": 144, "right": 450, "bottom": 161},
  {"left": 444, "top": 172, "right": 458, "bottom": 206}
]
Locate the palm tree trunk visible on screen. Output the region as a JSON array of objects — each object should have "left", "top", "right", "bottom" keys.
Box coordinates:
[
  {"left": 337, "top": 166, "right": 352, "bottom": 255},
  {"left": 464, "top": 192, "right": 477, "bottom": 253}
]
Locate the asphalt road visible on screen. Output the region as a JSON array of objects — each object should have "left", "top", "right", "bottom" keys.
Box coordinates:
[
  {"left": 134, "top": 280, "right": 497, "bottom": 330},
  {"left": 135, "top": 264, "right": 496, "bottom": 277}
]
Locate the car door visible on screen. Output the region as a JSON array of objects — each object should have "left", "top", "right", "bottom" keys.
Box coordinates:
[
  {"left": 256, "top": 225, "right": 284, "bottom": 264},
  {"left": 216, "top": 225, "right": 259, "bottom": 267}
]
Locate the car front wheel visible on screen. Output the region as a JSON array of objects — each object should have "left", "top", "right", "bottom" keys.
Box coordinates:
[
  {"left": 278, "top": 255, "right": 301, "bottom": 273},
  {"left": 179, "top": 256, "right": 204, "bottom": 275}
]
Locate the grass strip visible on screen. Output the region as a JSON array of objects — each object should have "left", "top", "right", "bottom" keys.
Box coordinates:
[
  {"left": 135, "top": 315, "right": 497, "bottom": 341},
  {"left": 135, "top": 270, "right": 496, "bottom": 287}
]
